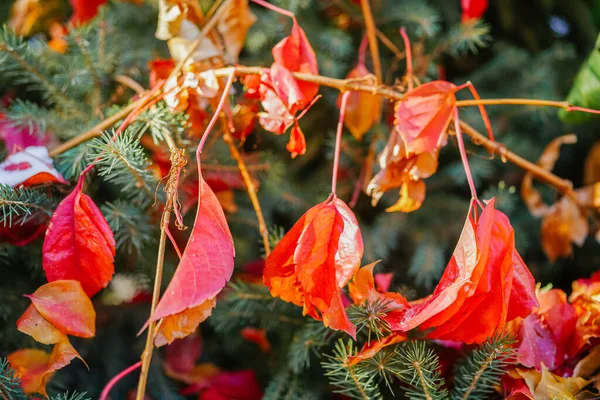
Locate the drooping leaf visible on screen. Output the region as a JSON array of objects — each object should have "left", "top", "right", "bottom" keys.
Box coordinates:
[
  {"left": 7, "top": 349, "right": 51, "bottom": 395},
  {"left": 285, "top": 123, "right": 306, "bottom": 159},
  {"left": 144, "top": 167, "right": 235, "bottom": 338},
  {"left": 338, "top": 64, "right": 380, "bottom": 140},
  {"left": 263, "top": 196, "right": 363, "bottom": 337},
  {"left": 215, "top": 0, "right": 256, "bottom": 64},
  {"left": 42, "top": 176, "right": 116, "bottom": 296},
  {"left": 517, "top": 366, "right": 590, "bottom": 399},
  {"left": 397, "top": 200, "right": 538, "bottom": 343},
  {"left": 394, "top": 81, "right": 457, "bottom": 157},
  {"left": 271, "top": 20, "right": 319, "bottom": 112},
  {"left": 0, "top": 146, "right": 66, "bottom": 187},
  {"left": 367, "top": 127, "right": 438, "bottom": 212},
  {"left": 24, "top": 280, "right": 96, "bottom": 338}
]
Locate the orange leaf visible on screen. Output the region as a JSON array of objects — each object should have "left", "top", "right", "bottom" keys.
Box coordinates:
[
  {"left": 286, "top": 123, "right": 306, "bottom": 159},
  {"left": 584, "top": 141, "right": 600, "bottom": 185},
  {"left": 367, "top": 128, "right": 438, "bottom": 212},
  {"left": 154, "top": 298, "right": 216, "bottom": 347},
  {"left": 7, "top": 349, "right": 51, "bottom": 395},
  {"left": 25, "top": 280, "right": 96, "bottom": 338},
  {"left": 215, "top": 0, "right": 256, "bottom": 64},
  {"left": 540, "top": 197, "right": 588, "bottom": 262},
  {"left": 17, "top": 305, "right": 64, "bottom": 345},
  {"left": 338, "top": 64, "right": 380, "bottom": 140},
  {"left": 7, "top": 338, "right": 85, "bottom": 396},
  {"left": 348, "top": 332, "right": 407, "bottom": 366},
  {"left": 263, "top": 196, "right": 363, "bottom": 337},
  {"left": 42, "top": 175, "right": 116, "bottom": 296},
  {"left": 385, "top": 179, "right": 426, "bottom": 213}
]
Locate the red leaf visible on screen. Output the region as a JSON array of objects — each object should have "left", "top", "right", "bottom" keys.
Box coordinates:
[
  {"left": 394, "top": 81, "right": 456, "bottom": 157},
  {"left": 517, "top": 289, "right": 577, "bottom": 370},
  {"left": 0, "top": 118, "right": 50, "bottom": 152},
  {"left": 144, "top": 167, "right": 235, "bottom": 333},
  {"left": 285, "top": 123, "right": 306, "bottom": 158},
  {"left": 271, "top": 20, "right": 319, "bottom": 111},
  {"left": 200, "top": 370, "right": 263, "bottom": 400},
  {"left": 257, "top": 72, "right": 295, "bottom": 135},
  {"left": 43, "top": 176, "right": 116, "bottom": 296},
  {"left": 461, "top": 0, "right": 488, "bottom": 22},
  {"left": 0, "top": 146, "right": 66, "bottom": 187},
  {"left": 24, "top": 280, "right": 96, "bottom": 338},
  {"left": 165, "top": 331, "right": 203, "bottom": 376},
  {"left": 240, "top": 327, "right": 271, "bottom": 352},
  {"left": 396, "top": 200, "right": 538, "bottom": 344},
  {"left": 69, "top": 0, "right": 107, "bottom": 25},
  {"left": 148, "top": 58, "right": 175, "bottom": 87},
  {"left": 0, "top": 220, "right": 47, "bottom": 246},
  {"left": 263, "top": 196, "right": 363, "bottom": 337}
]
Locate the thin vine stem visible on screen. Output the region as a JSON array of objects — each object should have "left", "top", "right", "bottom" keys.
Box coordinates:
[
  {"left": 453, "top": 108, "right": 479, "bottom": 203},
  {"left": 99, "top": 361, "right": 142, "bottom": 400},
  {"left": 332, "top": 91, "right": 351, "bottom": 195}
]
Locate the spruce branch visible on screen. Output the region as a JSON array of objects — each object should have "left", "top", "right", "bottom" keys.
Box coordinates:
[
  {"left": 101, "top": 200, "right": 156, "bottom": 256},
  {"left": 451, "top": 334, "right": 517, "bottom": 400},
  {"left": 87, "top": 129, "right": 156, "bottom": 204},
  {"left": 210, "top": 280, "right": 305, "bottom": 333},
  {"left": 264, "top": 370, "right": 319, "bottom": 400},
  {"left": 348, "top": 298, "right": 395, "bottom": 343},
  {"left": 322, "top": 339, "right": 383, "bottom": 400},
  {"left": 50, "top": 392, "right": 91, "bottom": 400},
  {"left": 288, "top": 321, "right": 333, "bottom": 373},
  {"left": 0, "top": 358, "right": 26, "bottom": 400},
  {"left": 393, "top": 342, "right": 448, "bottom": 400},
  {"left": 0, "top": 184, "right": 55, "bottom": 227}
]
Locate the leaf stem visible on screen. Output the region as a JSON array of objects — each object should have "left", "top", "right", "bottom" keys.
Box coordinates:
[
  {"left": 332, "top": 91, "right": 350, "bottom": 195},
  {"left": 250, "top": 0, "right": 296, "bottom": 21},
  {"left": 399, "top": 28, "right": 413, "bottom": 91},
  {"left": 360, "top": 0, "right": 382, "bottom": 83},
  {"left": 99, "top": 361, "right": 142, "bottom": 400},
  {"left": 456, "top": 98, "right": 600, "bottom": 114},
  {"left": 453, "top": 108, "right": 479, "bottom": 202},
  {"left": 197, "top": 69, "right": 236, "bottom": 155}
]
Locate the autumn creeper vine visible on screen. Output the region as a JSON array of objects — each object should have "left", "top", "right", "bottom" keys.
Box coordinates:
[{"left": 2, "top": 0, "right": 600, "bottom": 398}]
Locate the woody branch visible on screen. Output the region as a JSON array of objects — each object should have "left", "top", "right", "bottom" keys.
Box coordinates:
[{"left": 52, "top": 65, "right": 581, "bottom": 200}]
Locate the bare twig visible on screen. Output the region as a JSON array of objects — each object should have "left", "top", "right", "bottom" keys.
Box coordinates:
[{"left": 360, "top": 0, "right": 382, "bottom": 84}]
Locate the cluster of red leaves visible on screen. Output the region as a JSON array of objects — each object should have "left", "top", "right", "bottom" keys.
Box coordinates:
[
  {"left": 263, "top": 195, "right": 363, "bottom": 337},
  {"left": 500, "top": 272, "right": 600, "bottom": 399},
  {"left": 163, "top": 332, "right": 263, "bottom": 400},
  {"left": 8, "top": 281, "right": 95, "bottom": 396},
  {"left": 243, "top": 17, "right": 319, "bottom": 158}
]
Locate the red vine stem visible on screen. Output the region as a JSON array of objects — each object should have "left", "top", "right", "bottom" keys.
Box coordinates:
[
  {"left": 332, "top": 91, "right": 351, "bottom": 195},
  {"left": 251, "top": 0, "right": 296, "bottom": 21},
  {"left": 453, "top": 108, "right": 479, "bottom": 204},
  {"left": 399, "top": 28, "right": 413, "bottom": 91},
  {"left": 197, "top": 69, "right": 236, "bottom": 155},
  {"left": 99, "top": 361, "right": 142, "bottom": 400},
  {"left": 358, "top": 34, "right": 369, "bottom": 66}
]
